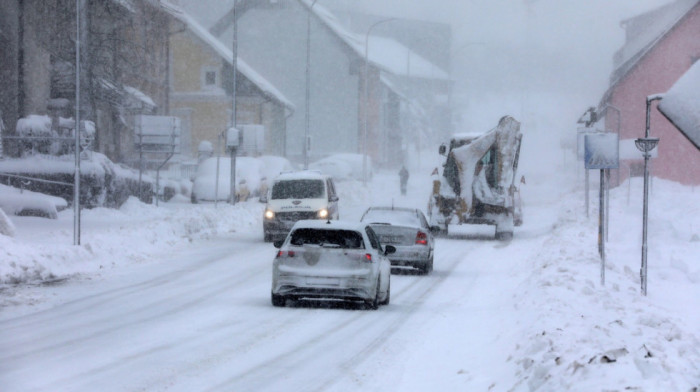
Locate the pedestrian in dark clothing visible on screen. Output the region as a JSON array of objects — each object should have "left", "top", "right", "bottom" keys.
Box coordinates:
[{"left": 399, "top": 166, "right": 409, "bottom": 195}]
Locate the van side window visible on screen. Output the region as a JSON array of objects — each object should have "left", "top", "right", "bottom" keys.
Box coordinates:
[{"left": 327, "top": 179, "right": 337, "bottom": 201}]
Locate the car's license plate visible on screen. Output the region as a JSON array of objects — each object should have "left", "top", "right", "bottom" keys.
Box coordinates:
[
  {"left": 382, "top": 235, "right": 402, "bottom": 243},
  {"left": 306, "top": 277, "right": 340, "bottom": 286}
]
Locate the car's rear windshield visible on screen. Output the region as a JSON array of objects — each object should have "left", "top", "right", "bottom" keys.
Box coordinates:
[
  {"left": 290, "top": 229, "right": 364, "bottom": 249},
  {"left": 361, "top": 209, "right": 421, "bottom": 227},
  {"left": 271, "top": 179, "right": 324, "bottom": 199}
]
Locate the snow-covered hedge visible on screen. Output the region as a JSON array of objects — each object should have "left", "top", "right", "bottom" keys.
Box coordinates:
[{"left": 0, "top": 153, "right": 153, "bottom": 208}]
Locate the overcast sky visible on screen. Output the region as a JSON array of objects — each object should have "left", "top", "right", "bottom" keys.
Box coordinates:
[{"left": 354, "top": 0, "right": 672, "bottom": 131}]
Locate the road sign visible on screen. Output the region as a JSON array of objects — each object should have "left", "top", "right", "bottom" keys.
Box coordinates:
[{"left": 585, "top": 133, "right": 619, "bottom": 170}]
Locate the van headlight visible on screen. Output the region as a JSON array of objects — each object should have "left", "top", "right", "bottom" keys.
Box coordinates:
[
  {"left": 264, "top": 210, "right": 275, "bottom": 220},
  {"left": 317, "top": 209, "right": 329, "bottom": 219}
]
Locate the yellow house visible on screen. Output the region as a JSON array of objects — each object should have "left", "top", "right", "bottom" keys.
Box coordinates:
[{"left": 169, "top": 12, "right": 294, "bottom": 159}]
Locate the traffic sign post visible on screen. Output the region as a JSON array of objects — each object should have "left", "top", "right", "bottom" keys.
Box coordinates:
[
  {"left": 585, "top": 133, "right": 619, "bottom": 286},
  {"left": 635, "top": 137, "right": 659, "bottom": 296}
]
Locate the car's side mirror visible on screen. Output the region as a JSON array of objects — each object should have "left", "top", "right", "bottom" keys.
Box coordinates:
[
  {"left": 329, "top": 195, "right": 339, "bottom": 202},
  {"left": 259, "top": 194, "right": 267, "bottom": 203},
  {"left": 384, "top": 245, "right": 397, "bottom": 255},
  {"left": 273, "top": 240, "right": 284, "bottom": 248},
  {"left": 438, "top": 144, "right": 447, "bottom": 156}
]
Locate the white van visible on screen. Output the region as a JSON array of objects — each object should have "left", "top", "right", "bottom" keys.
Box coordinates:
[{"left": 261, "top": 171, "right": 339, "bottom": 242}]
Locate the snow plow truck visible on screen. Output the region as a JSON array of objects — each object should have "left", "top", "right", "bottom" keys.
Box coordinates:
[{"left": 428, "top": 115, "right": 523, "bottom": 240}]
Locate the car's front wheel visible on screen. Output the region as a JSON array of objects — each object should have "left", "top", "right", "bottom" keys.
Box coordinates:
[{"left": 271, "top": 293, "right": 286, "bottom": 307}]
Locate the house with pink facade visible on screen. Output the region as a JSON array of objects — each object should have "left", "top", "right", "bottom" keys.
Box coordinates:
[{"left": 599, "top": 0, "right": 700, "bottom": 186}]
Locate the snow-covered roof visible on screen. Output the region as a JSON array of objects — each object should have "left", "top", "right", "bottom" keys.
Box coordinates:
[
  {"left": 274, "top": 170, "right": 328, "bottom": 182},
  {"left": 610, "top": 0, "right": 699, "bottom": 87},
  {"left": 299, "top": 0, "right": 366, "bottom": 58},
  {"left": 368, "top": 36, "right": 449, "bottom": 80},
  {"left": 176, "top": 10, "right": 295, "bottom": 110},
  {"left": 123, "top": 85, "right": 156, "bottom": 110},
  {"left": 299, "top": 1, "right": 448, "bottom": 82},
  {"left": 658, "top": 60, "right": 700, "bottom": 150}
]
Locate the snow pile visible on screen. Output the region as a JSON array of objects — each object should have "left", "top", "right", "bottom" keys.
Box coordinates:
[
  {"left": 0, "top": 197, "right": 263, "bottom": 285},
  {"left": 192, "top": 155, "right": 294, "bottom": 201},
  {"left": 509, "top": 178, "right": 700, "bottom": 391},
  {"left": 658, "top": 60, "right": 700, "bottom": 150}
]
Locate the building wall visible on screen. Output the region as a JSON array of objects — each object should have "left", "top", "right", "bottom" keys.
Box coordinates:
[
  {"left": 0, "top": 0, "right": 20, "bottom": 143},
  {"left": 170, "top": 28, "right": 288, "bottom": 158},
  {"left": 20, "top": 0, "right": 53, "bottom": 117},
  {"left": 235, "top": 0, "right": 360, "bottom": 163},
  {"left": 607, "top": 5, "right": 700, "bottom": 185}
]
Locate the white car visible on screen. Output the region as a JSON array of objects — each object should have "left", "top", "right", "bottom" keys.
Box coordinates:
[
  {"left": 271, "top": 220, "right": 394, "bottom": 309},
  {"left": 261, "top": 170, "right": 340, "bottom": 242}
]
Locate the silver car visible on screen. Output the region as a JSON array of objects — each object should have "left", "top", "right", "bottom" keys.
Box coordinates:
[
  {"left": 271, "top": 220, "right": 394, "bottom": 309},
  {"left": 360, "top": 207, "right": 435, "bottom": 274}
]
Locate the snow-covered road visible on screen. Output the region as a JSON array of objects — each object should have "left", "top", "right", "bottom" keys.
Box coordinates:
[{"left": 0, "top": 226, "right": 536, "bottom": 391}]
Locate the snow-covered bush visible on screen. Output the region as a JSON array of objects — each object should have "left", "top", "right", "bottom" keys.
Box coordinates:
[{"left": 0, "top": 153, "right": 153, "bottom": 209}]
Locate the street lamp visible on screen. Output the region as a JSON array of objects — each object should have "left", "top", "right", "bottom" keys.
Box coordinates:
[
  {"left": 304, "top": 0, "right": 320, "bottom": 169},
  {"left": 363, "top": 18, "right": 396, "bottom": 185},
  {"left": 635, "top": 94, "right": 662, "bottom": 296}
]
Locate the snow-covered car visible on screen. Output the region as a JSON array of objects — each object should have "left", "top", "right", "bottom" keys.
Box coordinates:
[
  {"left": 271, "top": 220, "right": 394, "bottom": 309},
  {"left": 0, "top": 183, "right": 68, "bottom": 219},
  {"left": 309, "top": 153, "right": 373, "bottom": 181},
  {"left": 261, "top": 170, "right": 339, "bottom": 242},
  {"left": 308, "top": 158, "right": 353, "bottom": 181},
  {"left": 360, "top": 207, "right": 435, "bottom": 274},
  {"left": 191, "top": 155, "right": 293, "bottom": 203}
]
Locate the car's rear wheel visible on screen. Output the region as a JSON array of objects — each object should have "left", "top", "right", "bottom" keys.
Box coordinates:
[
  {"left": 379, "top": 279, "right": 390, "bottom": 305},
  {"left": 271, "top": 293, "right": 286, "bottom": 307},
  {"left": 421, "top": 255, "right": 434, "bottom": 275},
  {"left": 366, "top": 279, "right": 380, "bottom": 310}
]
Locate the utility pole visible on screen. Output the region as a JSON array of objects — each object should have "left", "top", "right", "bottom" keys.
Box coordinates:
[
  {"left": 73, "top": 0, "right": 86, "bottom": 246},
  {"left": 230, "top": 1, "right": 238, "bottom": 205}
]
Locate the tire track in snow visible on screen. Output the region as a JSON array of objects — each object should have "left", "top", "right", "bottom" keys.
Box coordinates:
[
  {"left": 201, "top": 238, "right": 472, "bottom": 392},
  {"left": 0, "top": 240, "right": 274, "bottom": 366}
]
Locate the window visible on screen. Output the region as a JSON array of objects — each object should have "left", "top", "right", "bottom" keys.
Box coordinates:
[
  {"left": 205, "top": 71, "right": 216, "bottom": 86},
  {"left": 201, "top": 66, "right": 218, "bottom": 89},
  {"left": 365, "top": 227, "right": 380, "bottom": 250},
  {"left": 290, "top": 229, "right": 364, "bottom": 249},
  {"left": 271, "top": 179, "right": 325, "bottom": 199}
]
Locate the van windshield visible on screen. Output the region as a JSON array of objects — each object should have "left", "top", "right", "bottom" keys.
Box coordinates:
[{"left": 271, "top": 179, "right": 325, "bottom": 199}]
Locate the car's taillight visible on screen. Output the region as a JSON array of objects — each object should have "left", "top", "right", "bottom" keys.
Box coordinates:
[
  {"left": 276, "top": 250, "right": 295, "bottom": 258},
  {"left": 364, "top": 253, "right": 372, "bottom": 262},
  {"left": 415, "top": 231, "right": 428, "bottom": 245}
]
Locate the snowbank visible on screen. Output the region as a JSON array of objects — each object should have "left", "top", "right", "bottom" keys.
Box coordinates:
[
  {"left": 0, "top": 196, "right": 263, "bottom": 285},
  {"left": 508, "top": 178, "right": 700, "bottom": 391}
]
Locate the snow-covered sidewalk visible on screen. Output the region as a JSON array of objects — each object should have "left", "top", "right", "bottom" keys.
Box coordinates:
[{"left": 509, "top": 178, "right": 700, "bottom": 390}]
